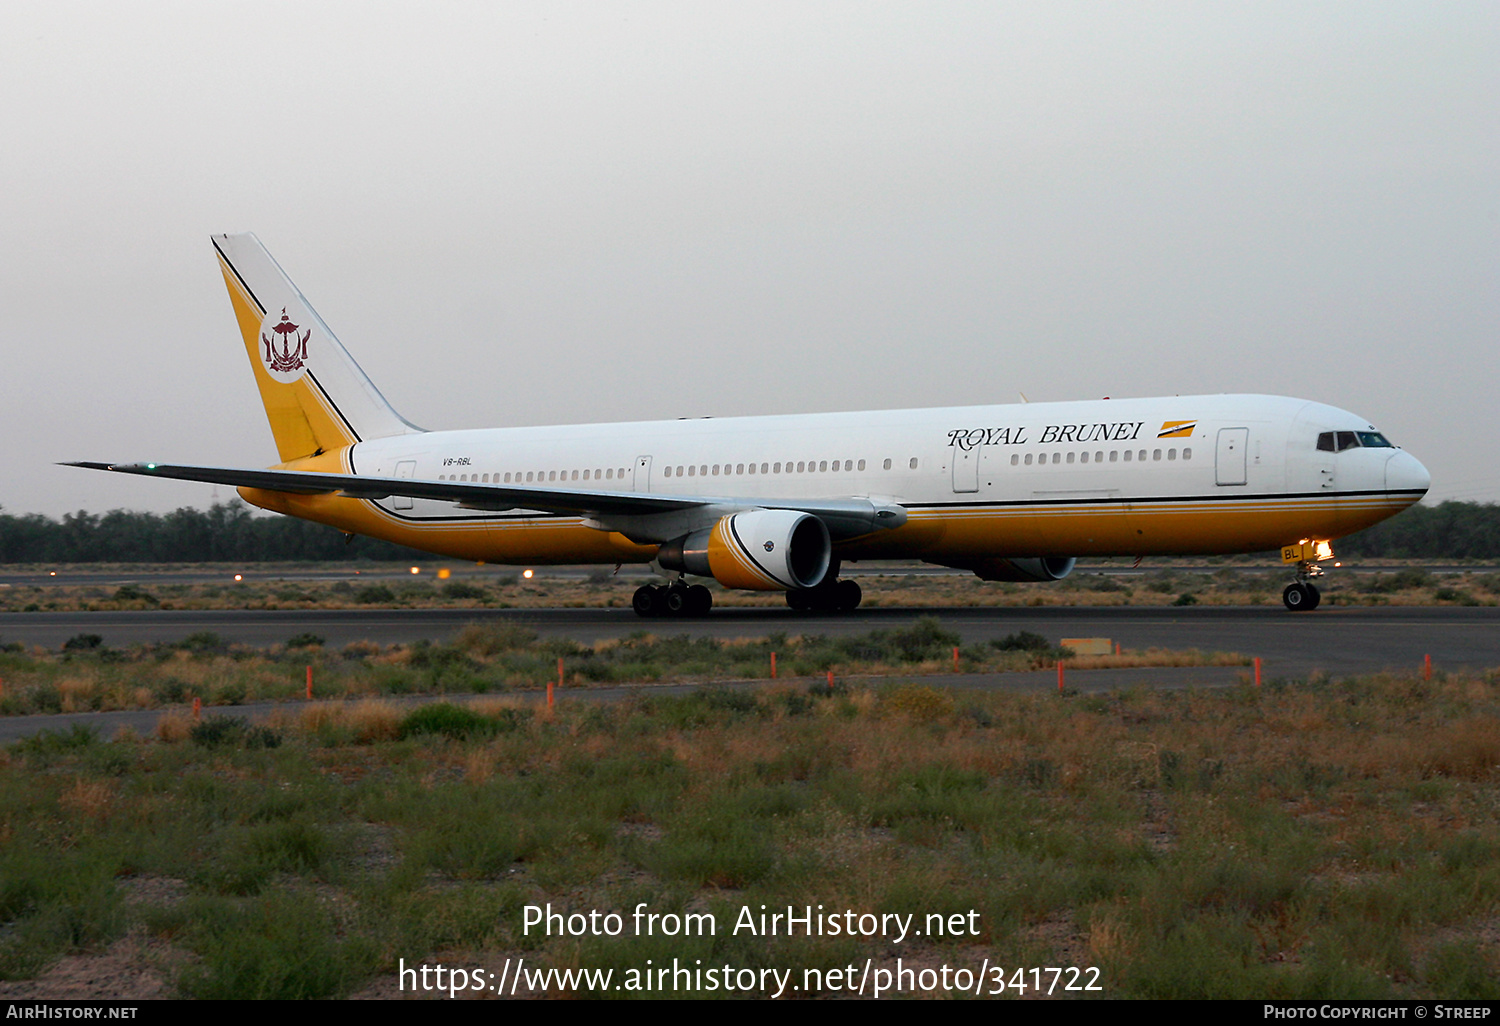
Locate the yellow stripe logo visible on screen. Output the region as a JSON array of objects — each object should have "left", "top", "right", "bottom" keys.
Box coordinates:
[{"left": 1158, "top": 420, "right": 1196, "bottom": 439}]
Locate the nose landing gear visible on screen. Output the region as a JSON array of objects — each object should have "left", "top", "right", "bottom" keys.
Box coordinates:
[{"left": 1282, "top": 559, "right": 1325, "bottom": 611}]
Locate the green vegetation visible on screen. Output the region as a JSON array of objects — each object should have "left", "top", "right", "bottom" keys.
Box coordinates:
[
  {"left": 2, "top": 669, "right": 1498, "bottom": 998},
  {"left": 0, "top": 618, "right": 1236, "bottom": 717}
]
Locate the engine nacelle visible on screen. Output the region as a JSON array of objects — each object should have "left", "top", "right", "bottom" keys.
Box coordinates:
[
  {"left": 963, "top": 556, "right": 1077, "bottom": 582},
  {"left": 657, "top": 509, "right": 832, "bottom": 591}
]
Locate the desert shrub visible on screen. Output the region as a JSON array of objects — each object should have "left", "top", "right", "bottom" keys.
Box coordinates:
[
  {"left": 62, "top": 633, "right": 103, "bottom": 652},
  {"left": 354, "top": 585, "right": 396, "bottom": 604},
  {"left": 190, "top": 716, "right": 282, "bottom": 750},
  {"left": 398, "top": 702, "right": 521, "bottom": 740},
  {"left": 442, "top": 581, "right": 488, "bottom": 600},
  {"left": 286, "top": 633, "right": 325, "bottom": 649},
  {"left": 991, "top": 630, "right": 1052, "bottom": 653}
]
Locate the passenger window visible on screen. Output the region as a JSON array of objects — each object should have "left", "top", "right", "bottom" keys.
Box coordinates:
[
  {"left": 1096, "top": 451, "right": 1103, "bottom": 462},
  {"left": 1152, "top": 450, "right": 1161, "bottom": 461},
  {"left": 1109, "top": 451, "right": 1118, "bottom": 462},
  {"left": 1067, "top": 453, "right": 1076, "bottom": 464},
  {"left": 1168, "top": 449, "right": 1176, "bottom": 460},
  {"left": 843, "top": 460, "right": 852, "bottom": 471},
  {"left": 606, "top": 469, "right": 613, "bottom": 480},
  {"left": 1139, "top": 450, "right": 1147, "bottom": 461},
  {"left": 857, "top": 459, "right": 866, "bottom": 471},
  {"left": 883, "top": 458, "right": 892, "bottom": 470},
  {"left": 1079, "top": 452, "right": 1088, "bottom": 464},
  {"left": 572, "top": 470, "right": 579, "bottom": 480},
  {"left": 819, "top": 461, "right": 828, "bottom": 472},
  {"left": 712, "top": 465, "right": 719, "bottom": 476},
  {"left": 1038, "top": 453, "right": 1047, "bottom": 465},
  {"left": 700, "top": 466, "right": 707, "bottom": 476},
  {"left": 1183, "top": 448, "right": 1191, "bottom": 460},
  {"left": 909, "top": 458, "right": 919, "bottom": 470},
  {"left": 504, "top": 473, "right": 511, "bottom": 483},
  {"left": 1011, "top": 454, "right": 1019, "bottom": 466},
  {"left": 1053, "top": 453, "right": 1061, "bottom": 463},
  {"left": 1123, "top": 450, "right": 1131, "bottom": 462}
]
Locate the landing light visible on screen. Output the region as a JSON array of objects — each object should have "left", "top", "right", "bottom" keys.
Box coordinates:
[
  {"left": 523, "top": 569, "right": 534, "bottom": 580},
  {"left": 49, "top": 571, "right": 56, "bottom": 577},
  {"left": 410, "top": 566, "right": 420, "bottom": 575},
  {"left": 233, "top": 574, "right": 242, "bottom": 582}
]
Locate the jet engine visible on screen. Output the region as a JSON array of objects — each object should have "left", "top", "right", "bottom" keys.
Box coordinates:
[
  {"left": 954, "top": 556, "right": 1077, "bottom": 582},
  {"left": 656, "top": 509, "right": 832, "bottom": 591}
]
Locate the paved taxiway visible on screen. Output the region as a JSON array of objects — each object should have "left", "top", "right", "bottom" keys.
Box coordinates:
[{"left": 2, "top": 606, "right": 1496, "bottom": 679}]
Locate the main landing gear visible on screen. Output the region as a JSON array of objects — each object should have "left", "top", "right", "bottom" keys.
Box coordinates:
[
  {"left": 1282, "top": 558, "right": 1325, "bottom": 612},
  {"left": 786, "top": 578, "right": 863, "bottom": 613},
  {"left": 633, "top": 582, "right": 712, "bottom": 618}
]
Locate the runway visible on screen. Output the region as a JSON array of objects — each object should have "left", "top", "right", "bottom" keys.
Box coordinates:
[{"left": 2, "top": 605, "right": 1496, "bottom": 679}]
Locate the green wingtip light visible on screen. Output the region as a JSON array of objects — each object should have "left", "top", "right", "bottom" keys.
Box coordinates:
[{"left": 147, "top": 463, "right": 157, "bottom": 469}]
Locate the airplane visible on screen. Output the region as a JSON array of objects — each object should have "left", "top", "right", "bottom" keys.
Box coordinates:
[{"left": 69, "top": 232, "right": 1431, "bottom": 616}]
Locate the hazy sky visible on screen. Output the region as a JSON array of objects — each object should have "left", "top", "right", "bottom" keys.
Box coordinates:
[{"left": 3, "top": 2, "right": 1496, "bottom": 518}]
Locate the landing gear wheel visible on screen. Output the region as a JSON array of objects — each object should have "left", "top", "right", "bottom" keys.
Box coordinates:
[
  {"left": 687, "top": 584, "right": 713, "bottom": 616},
  {"left": 786, "top": 589, "right": 811, "bottom": 611},
  {"left": 664, "top": 587, "right": 690, "bottom": 616},
  {"left": 1282, "top": 583, "right": 1318, "bottom": 612},
  {"left": 835, "top": 578, "right": 863, "bottom": 612},
  {"left": 632, "top": 585, "right": 663, "bottom": 618}
]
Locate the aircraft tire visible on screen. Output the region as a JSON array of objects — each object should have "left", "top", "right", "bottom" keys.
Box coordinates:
[
  {"left": 835, "top": 578, "right": 863, "bottom": 612},
  {"left": 633, "top": 585, "right": 662, "bottom": 618},
  {"left": 664, "top": 587, "right": 690, "bottom": 616},
  {"left": 1282, "top": 583, "right": 1314, "bottom": 612},
  {"left": 687, "top": 584, "right": 713, "bottom": 616},
  {"left": 786, "top": 590, "right": 811, "bottom": 611},
  {"left": 1305, "top": 583, "right": 1321, "bottom": 610}
]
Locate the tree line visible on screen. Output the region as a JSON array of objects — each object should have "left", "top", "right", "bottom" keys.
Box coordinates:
[
  {"left": 0, "top": 502, "right": 428, "bottom": 563},
  {"left": 0, "top": 500, "right": 1495, "bottom": 564}
]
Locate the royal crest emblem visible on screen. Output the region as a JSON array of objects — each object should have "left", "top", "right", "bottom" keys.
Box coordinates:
[{"left": 259, "top": 307, "right": 311, "bottom": 383}]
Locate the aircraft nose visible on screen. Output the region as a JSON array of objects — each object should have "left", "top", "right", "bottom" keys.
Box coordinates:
[{"left": 1385, "top": 450, "right": 1431, "bottom": 496}]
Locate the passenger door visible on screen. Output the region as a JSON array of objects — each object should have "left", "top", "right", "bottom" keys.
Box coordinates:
[{"left": 1215, "top": 428, "right": 1248, "bottom": 486}]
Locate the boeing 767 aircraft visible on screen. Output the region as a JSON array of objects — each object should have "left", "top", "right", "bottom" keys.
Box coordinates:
[{"left": 70, "top": 233, "right": 1430, "bottom": 615}]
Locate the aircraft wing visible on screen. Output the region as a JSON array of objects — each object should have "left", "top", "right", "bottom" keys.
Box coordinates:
[{"left": 63, "top": 462, "right": 906, "bottom": 539}]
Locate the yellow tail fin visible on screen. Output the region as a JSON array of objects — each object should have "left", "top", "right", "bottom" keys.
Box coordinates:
[{"left": 213, "top": 233, "right": 421, "bottom": 462}]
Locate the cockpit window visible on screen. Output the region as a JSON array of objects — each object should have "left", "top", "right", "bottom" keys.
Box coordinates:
[{"left": 1317, "top": 430, "right": 1395, "bottom": 452}]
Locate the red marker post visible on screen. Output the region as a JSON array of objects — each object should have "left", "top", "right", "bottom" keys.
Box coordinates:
[
  {"left": 306, "top": 665, "right": 313, "bottom": 700},
  {"left": 770, "top": 652, "right": 777, "bottom": 679},
  {"left": 1057, "top": 660, "right": 1065, "bottom": 693},
  {"left": 1424, "top": 654, "right": 1432, "bottom": 681},
  {"left": 1254, "top": 657, "right": 1262, "bottom": 688},
  {"left": 192, "top": 696, "right": 201, "bottom": 720},
  {"left": 953, "top": 646, "right": 960, "bottom": 672}
]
